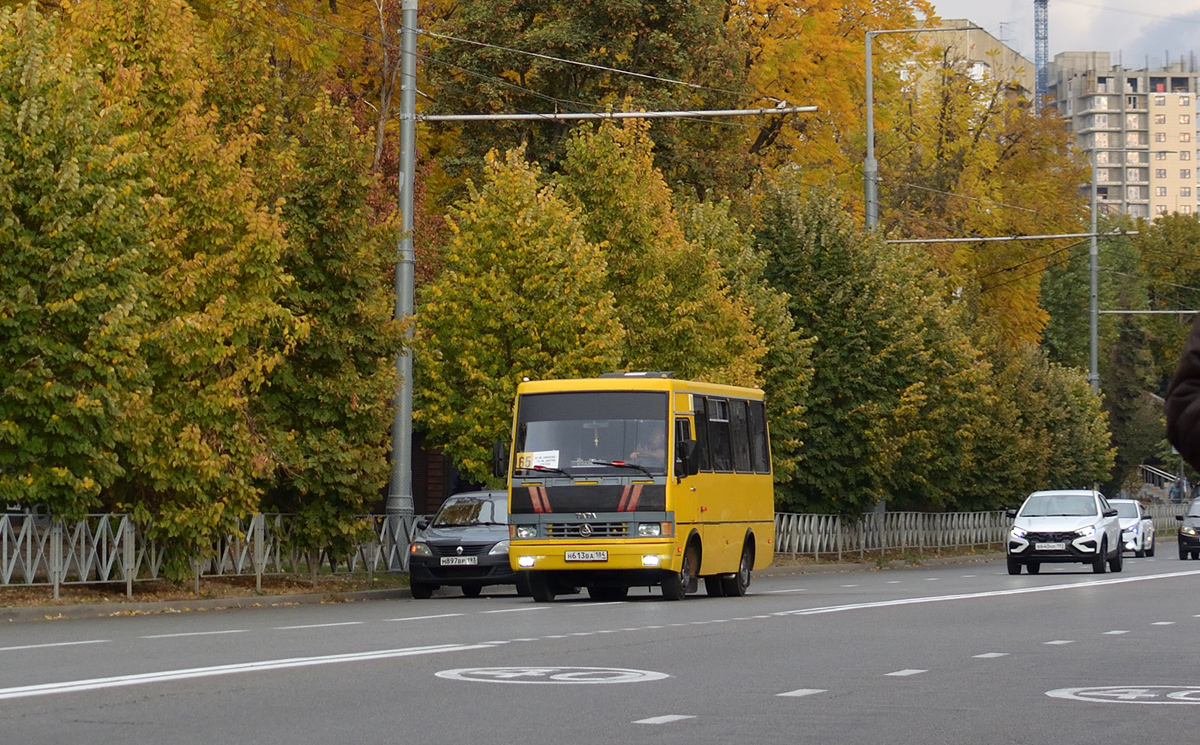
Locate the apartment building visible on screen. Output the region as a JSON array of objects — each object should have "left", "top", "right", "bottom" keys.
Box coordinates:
[
  {"left": 921, "top": 20, "right": 1035, "bottom": 99},
  {"left": 1049, "top": 51, "right": 1200, "bottom": 219}
]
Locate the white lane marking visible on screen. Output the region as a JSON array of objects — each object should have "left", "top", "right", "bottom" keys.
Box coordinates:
[
  {"left": 0, "top": 640, "right": 110, "bottom": 652},
  {"left": 583, "top": 602, "right": 627, "bottom": 607},
  {"left": 887, "top": 669, "right": 927, "bottom": 677},
  {"left": 766, "top": 588, "right": 808, "bottom": 594},
  {"left": 961, "top": 575, "right": 976, "bottom": 578},
  {"left": 481, "top": 607, "right": 547, "bottom": 614},
  {"left": 141, "top": 630, "right": 249, "bottom": 639},
  {"left": 1105, "top": 630, "right": 1131, "bottom": 635},
  {"left": 634, "top": 715, "right": 695, "bottom": 724},
  {"left": 0, "top": 643, "right": 495, "bottom": 701},
  {"left": 840, "top": 584, "right": 859, "bottom": 588},
  {"left": 886, "top": 581, "right": 901, "bottom": 584},
  {"left": 778, "top": 688, "right": 827, "bottom": 697},
  {"left": 925, "top": 578, "right": 940, "bottom": 581},
  {"left": 1045, "top": 640, "right": 1074, "bottom": 645},
  {"left": 774, "top": 569, "right": 1200, "bottom": 618},
  {"left": 272, "top": 622, "right": 363, "bottom": 630},
  {"left": 974, "top": 652, "right": 1008, "bottom": 659},
  {"left": 385, "top": 613, "right": 464, "bottom": 622},
  {"left": 1152, "top": 621, "right": 1176, "bottom": 626}
]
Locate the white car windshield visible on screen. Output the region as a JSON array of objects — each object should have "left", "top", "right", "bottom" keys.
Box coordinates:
[
  {"left": 1113, "top": 502, "right": 1140, "bottom": 518},
  {"left": 1020, "top": 494, "right": 1098, "bottom": 517}
]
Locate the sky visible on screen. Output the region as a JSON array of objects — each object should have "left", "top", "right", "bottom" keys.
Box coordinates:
[{"left": 925, "top": 0, "right": 1200, "bottom": 69}]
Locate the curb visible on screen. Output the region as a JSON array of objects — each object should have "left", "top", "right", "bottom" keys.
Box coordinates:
[
  {"left": 1, "top": 553, "right": 1007, "bottom": 624},
  {"left": 1, "top": 588, "right": 411, "bottom": 624}
]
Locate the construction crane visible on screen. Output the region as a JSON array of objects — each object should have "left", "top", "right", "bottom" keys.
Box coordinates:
[{"left": 1035, "top": 0, "right": 1048, "bottom": 109}]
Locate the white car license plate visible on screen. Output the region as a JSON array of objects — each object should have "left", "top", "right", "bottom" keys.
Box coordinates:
[
  {"left": 565, "top": 550, "right": 608, "bottom": 562},
  {"left": 440, "top": 556, "right": 478, "bottom": 566},
  {"left": 1034, "top": 542, "right": 1066, "bottom": 551}
]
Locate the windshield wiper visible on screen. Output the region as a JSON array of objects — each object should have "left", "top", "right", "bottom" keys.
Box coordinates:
[
  {"left": 589, "top": 460, "right": 655, "bottom": 479},
  {"left": 515, "top": 465, "right": 573, "bottom": 478}
]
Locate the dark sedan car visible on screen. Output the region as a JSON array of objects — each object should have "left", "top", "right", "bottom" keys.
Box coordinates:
[
  {"left": 407, "top": 490, "right": 527, "bottom": 598},
  {"left": 1176, "top": 497, "right": 1200, "bottom": 560}
]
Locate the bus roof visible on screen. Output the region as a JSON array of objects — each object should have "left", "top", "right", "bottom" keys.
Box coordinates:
[{"left": 515, "top": 375, "right": 764, "bottom": 400}]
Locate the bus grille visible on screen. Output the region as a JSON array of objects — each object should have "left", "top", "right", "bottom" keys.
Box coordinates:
[{"left": 546, "top": 522, "right": 628, "bottom": 539}]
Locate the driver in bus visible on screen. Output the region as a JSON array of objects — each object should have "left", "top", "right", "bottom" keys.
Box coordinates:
[{"left": 628, "top": 425, "right": 666, "bottom": 468}]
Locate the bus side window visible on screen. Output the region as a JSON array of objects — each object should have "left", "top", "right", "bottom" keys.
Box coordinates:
[
  {"left": 693, "top": 396, "right": 713, "bottom": 472},
  {"left": 730, "top": 399, "right": 752, "bottom": 473},
  {"left": 748, "top": 400, "right": 771, "bottom": 473},
  {"left": 708, "top": 398, "right": 733, "bottom": 472}
]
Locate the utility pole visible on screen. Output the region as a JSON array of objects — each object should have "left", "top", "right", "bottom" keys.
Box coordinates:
[{"left": 386, "top": 0, "right": 417, "bottom": 522}]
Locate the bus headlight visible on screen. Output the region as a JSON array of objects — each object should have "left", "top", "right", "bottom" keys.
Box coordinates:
[
  {"left": 517, "top": 556, "right": 535, "bottom": 568},
  {"left": 637, "top": 523, "right": 661, "bottom": 537},
  {"left": 515, "top": 525, "right": 538, "bottom": 539},
  {"left": 641, "top": 555, "right": 661, "bottom": 567}
]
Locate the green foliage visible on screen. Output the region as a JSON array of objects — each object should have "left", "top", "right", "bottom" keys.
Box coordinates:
[
  {"left": 756, "top": 181, "right": 996, "bottom": 514},
  {"left": 423, "top": 0, "right": 749, "bottom": 198},
  {"left": 63, "top": 0, "right": 300, "bottom": 574},
  {"left": 0, "top": 5, "right": 151, "bottom": 522},
  {"left": 414, "top": 149, "right": 625, "bottom": 484},
  {"left": 680, "top": 197, "right": 814, "bottom": 485},
  {"left": 558, "top": 121, "right": 765, "bottom": 385}
]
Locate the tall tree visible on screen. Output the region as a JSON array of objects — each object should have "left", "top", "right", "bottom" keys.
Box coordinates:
[
  {"left": 558, "top": 121, "right": 765, "bottom": 385},
  {"left": 64, "top": 0, "right": 299, "bottom": 573},
  {"left": 413, "top": 149, "right": 625, "bottom": 484},
  {"left": 0, "top": 5, "right": 150, "bottom": 521}
]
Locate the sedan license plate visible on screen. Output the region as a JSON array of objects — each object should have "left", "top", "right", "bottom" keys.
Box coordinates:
[
  {"left": 440, "top": 556, "right": 478, "bottom": 566},
  {"left": 565, "top": 550, "right": 608, "bottom": 562},
  {"left": 1034, "top": 542, "right": 1066, "bottom": 551}
]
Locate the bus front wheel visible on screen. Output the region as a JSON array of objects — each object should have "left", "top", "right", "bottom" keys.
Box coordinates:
[
  {"left": 662, "top": 542, "right": 699, "bottom": 601},
  {"left": 528, "top": 572, "right": 556, "bottom": 603}
]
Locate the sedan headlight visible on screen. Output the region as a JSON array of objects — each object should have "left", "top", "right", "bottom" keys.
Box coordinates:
[
  {"left": 1010, "top": 526, "right": 1027, "bottom": 539},
  {"left": 1075, "top": 525, "right": 1096, "bottom": 538},
  {"left": 1123, "top": 524, "right": 1138, "bottom": 536},
  {"left": 488, "top": 539, "right": 510, "bottom": 556},
  {"left": 409, "top": 542, "right": 432, "bottom": 557},
  {"left": 1182, "top": 526, "right": 1198, "bottom": 536}
]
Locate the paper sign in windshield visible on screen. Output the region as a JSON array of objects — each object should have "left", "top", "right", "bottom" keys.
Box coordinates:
[{"left": 516, "top": 450, "right": 559, "bottom": 470}]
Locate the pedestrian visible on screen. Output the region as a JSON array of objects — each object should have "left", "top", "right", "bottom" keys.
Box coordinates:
[{"left": 1166, "top": 315, "right": 1200, "bottom": 471}]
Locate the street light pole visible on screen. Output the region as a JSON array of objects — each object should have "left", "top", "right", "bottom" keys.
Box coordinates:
[{"left": 1089, "top": 151, "right": 1099, "bottom": 393}]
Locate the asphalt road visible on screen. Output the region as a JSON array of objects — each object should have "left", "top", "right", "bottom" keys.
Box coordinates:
[{"left": 2, "top": 553, "right": 1199, "bottom": 745}]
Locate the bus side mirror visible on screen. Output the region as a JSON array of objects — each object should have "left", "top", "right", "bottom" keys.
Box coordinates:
[
  {"left": 492, "top": 442, "right": 509, "bottom": 479},
  {"left": 676, "top": 439, "right": 699, "bottom": 478}
]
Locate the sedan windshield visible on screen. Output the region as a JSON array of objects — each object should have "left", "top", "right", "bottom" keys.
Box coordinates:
[
  {"left": 1019, "top": 494, "right": 1098, "bottom": 517},
  {"left": 1113, "top": 502, "right": 1140, "bottom": 518},
  {"left": 1189, "top": 499, "right": 1200, "bottom": 518},
  {"left": 433, "top": 497, "right": 507, "bottom": 527}
]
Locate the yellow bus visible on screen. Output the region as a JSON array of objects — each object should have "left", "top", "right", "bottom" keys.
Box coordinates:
[{"left": 500, "top": 372, "right": 775, "bottom": 601}]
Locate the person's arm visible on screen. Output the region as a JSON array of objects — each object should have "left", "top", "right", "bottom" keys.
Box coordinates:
[{"left": 1167, "top": 315, "right": 1200, "bottom": 471}]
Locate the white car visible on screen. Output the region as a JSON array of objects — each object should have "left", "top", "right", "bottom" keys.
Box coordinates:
[
  {"left": 1109, "top": 498, "right": 1155, "bottom": 557},
  {"left": 1006, "top": 490, "right": 1123, "bottom": 575}
]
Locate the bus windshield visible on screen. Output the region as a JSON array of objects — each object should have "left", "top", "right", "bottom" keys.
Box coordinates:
[{"left": 514, "top": 391, "right": 670, "bottom": 475}]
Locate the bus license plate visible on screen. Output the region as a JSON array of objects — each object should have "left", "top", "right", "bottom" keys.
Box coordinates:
[
  {"left": 565, "top": 550, "right": 608, "bottom": 562},
  {"left": 1034, "top": 542, "right": 1066, "bottom": 551},
  {"left": 440, "top": 556, "right": 478, "bottom": 566}
]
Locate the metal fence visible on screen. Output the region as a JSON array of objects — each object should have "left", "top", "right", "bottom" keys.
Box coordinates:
[
  {"left": 4, "top": 504, "right": 1192, "bottom": 597},
  {"left": 774, "top": 510, "right": 1011, "bottom": 561}
]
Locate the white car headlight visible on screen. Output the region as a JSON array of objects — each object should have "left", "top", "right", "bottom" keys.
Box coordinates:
[
  {"left": 1010, "top": 526, "right": 1026, "bottom": 539},
  {"left": 409, "top": 542, "right": 432, "bottom": 557},
  {"left": 1075, "top": 525, "right": 1096, "bottom": 538},
  {"left": 488, "top": 539, "right": 510, "bottom": 556}
]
